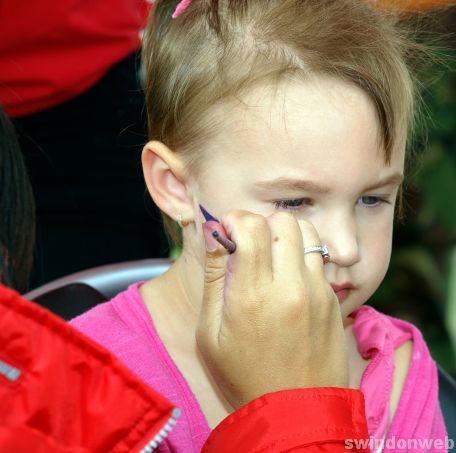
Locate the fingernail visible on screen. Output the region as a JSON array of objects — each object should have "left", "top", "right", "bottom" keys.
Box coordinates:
[{"left": 203, "top": 222, "right": 220, "bottom": 252}]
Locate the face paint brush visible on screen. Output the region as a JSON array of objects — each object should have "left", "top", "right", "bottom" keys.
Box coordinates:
[{"left": 199, "top": 204, "right": 237, "bottom": 254}]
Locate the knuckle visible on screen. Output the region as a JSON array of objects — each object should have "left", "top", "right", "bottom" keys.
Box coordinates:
[
  {"left": 221, "top": 210, "right": 263, "bottom": 225},
  {"left": 204, "top": 262, "right": 225, "bottom": 286},
  {"left": 269, "top": 211, "right": 297, "bottom": 227},
  {"left": 221, "top": 209, "right": 247, "bottom": 225},
  {"left": 238, "top": 213, "right": 267, "bottom": 232},
  {"left": 222, "top": 211, "right": 268, "bottom": 238}
]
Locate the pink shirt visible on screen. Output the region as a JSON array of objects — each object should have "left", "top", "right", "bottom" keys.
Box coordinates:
[
  {"left": 71, "top": 283, "right": 447, "bottom": 452},
  {"left": 350, "top": 305, "right": 447, "bottom": 452}
]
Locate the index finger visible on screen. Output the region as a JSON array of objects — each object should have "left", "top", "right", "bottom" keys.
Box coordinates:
[{"left": 220, "top": 210, "right": 273, "bottom": 288}]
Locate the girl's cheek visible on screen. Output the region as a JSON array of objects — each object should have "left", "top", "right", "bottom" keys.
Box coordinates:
[
  {"left": 362, "top": 218, "right": 393, "bottom": 262},
  {"left": 372, "top": 235, "right": 393, "bottom": 275}
]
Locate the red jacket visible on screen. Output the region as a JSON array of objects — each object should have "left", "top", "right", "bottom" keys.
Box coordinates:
[
  {"left": 0, "top": 1, "right": 150, "bottom": 117},
  {"left": 0, "top": 284, "right": 369, "bottom": 452},
  {"left": 204, "top": 387, "right": 370, "bottom": 452},
  {"left": 0, "top": 283, "right": 177, "bottom": 452}
]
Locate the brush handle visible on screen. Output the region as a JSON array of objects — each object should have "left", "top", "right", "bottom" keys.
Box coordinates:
[
  {"left": 212, "top": 231, "right": 237, "bottom": 254},
  {"left": 199, "top": 204, "right": 236, "bottom": 253}
]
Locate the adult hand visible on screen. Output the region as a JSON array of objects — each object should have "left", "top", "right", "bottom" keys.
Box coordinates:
[{"left": 196, "top": 210, "right": 349, "bottom": 409}]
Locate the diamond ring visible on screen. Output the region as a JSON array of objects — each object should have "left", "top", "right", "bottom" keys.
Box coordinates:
[{"left": 303, "top": 245, "right": 330, "bottom": 259}]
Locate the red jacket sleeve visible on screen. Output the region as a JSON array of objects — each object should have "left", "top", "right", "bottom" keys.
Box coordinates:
[
  {"left": 203, "top": 387, "right": 370, "bottom": 452},
  {"left": 0, "top": 284, "right": 176, "bottom": 453}
]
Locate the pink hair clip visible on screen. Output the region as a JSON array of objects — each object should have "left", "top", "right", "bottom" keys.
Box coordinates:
[{"left": 172, "top": 0, "right": 192, "bottom": 18}]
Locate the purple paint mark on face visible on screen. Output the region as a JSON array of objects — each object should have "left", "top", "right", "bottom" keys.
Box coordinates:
[{"left": 199, "top": 204, "right": 220, "bottom": 223}]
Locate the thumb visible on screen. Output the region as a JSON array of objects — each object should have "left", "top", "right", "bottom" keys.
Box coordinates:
[{"left": 198, "top": 222, "right": 228, "bottom": 345}]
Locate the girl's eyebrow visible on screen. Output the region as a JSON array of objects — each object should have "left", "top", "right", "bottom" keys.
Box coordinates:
[
  {"left": 363, "top": 173, "right": 404, "bottom": 191},
  {"left": 253, "top": 173, "right": 404, "bottom": 194},
  {"left": 254, "top": 178, "right": 332, "bottom": 194}
]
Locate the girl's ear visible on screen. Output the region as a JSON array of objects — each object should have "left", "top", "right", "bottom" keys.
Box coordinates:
[{"left": 142, "top": 141, "right": 194, "bottom": 223}]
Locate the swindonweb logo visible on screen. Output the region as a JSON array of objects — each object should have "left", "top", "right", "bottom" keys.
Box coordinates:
[{"left": 345, "top": 436, "right": 454, "bottom": 450}]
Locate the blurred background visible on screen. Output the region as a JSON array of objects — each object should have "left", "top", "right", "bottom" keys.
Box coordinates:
[{"left": 370, "top": 7, "right": 456, "bottom": 377}]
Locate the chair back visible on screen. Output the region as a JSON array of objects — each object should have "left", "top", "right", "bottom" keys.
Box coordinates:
[
  {"left": 25, "top": 259, "right": 173, "bottom": 319},
  {"left": 26, "top": 259, "right": 173, "bottom": 300}
]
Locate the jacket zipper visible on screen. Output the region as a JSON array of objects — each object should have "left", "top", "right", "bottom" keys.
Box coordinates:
[{"left": 140, "top": 407, "right": 181, "bottom": 452}]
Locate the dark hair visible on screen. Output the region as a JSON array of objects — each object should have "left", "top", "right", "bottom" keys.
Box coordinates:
[{"left": 0, "top": 106, "right": 35, "bottom": 292}]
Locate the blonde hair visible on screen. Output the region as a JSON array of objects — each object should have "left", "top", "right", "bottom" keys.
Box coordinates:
[{"left": 142, "top": 0, "right": 427, "bottom": 247}]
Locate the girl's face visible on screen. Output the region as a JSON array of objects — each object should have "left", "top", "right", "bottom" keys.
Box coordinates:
[{"left": 190, "top": 76, "right": 405, "bottom": 320}]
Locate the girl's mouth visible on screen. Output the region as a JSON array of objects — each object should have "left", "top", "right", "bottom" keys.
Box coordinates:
[{"left": 330, "top": 283, "right": 354, "bottom": 303}]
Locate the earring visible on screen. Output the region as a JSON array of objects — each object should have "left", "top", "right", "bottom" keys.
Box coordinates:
[{"left": 176, "top": 214, "right": 184, "bottom": 228}]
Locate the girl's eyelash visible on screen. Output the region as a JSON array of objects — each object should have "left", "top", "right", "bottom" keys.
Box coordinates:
[
  {"left": 273, "top": 196, "right": 391, "bottom": 211},
  {"left": 358, "top": 196, "right": 391, "bottom": 208},
  {"left": 273, "top": 198, "right": 312, "bottom": 210}
]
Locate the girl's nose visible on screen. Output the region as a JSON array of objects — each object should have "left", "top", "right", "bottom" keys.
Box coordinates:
[{"left": 318, "top": 215, "right": 361, "bottom": 268}]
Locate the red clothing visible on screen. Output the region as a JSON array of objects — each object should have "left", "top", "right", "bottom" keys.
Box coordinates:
[
  {"left": 0, "top": 284, "right": 176, "bottom": 452},
  {"left": 0, "top": 1, "right": 150, "bottom": 117},
  {"left": 204, "top": 388, "right": 370, "bottom": 452},
  {"left": 0, "top": 284, "right": 369, "bottom": 451}
]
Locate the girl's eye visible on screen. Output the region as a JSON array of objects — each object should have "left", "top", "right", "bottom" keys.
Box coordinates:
[
  {"left": 358, "top": 196, "right": 389, "bottom": 208},
  {"left": 273, "top": 198, "right": 312, "bottom": 211}
]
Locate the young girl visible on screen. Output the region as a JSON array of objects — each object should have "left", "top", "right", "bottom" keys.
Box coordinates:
[
  {"left": 72, "top": 0, "right": 448, "bottom": 451},
  {"left": 0, "top": 105, "right": 362, "bottom": 452}
]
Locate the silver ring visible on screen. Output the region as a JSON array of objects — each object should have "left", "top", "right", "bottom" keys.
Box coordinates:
[{"left": 304, "top": 245, "right": 329, "bottom": 259}]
